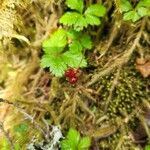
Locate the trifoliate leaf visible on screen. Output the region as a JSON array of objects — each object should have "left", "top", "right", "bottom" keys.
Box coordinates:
[
  {"left": 123, "top": 10, "right": 141, "bottom": 22},
  {"left": 78, "top": 137, "right": 91, "bottom": 149},
  {"left": 85, "top": 14, "right": 101, "bottom": 25},
  {"left": 63, "top": 51, "right": 87, "bottom": 68},
  {"left": 137, "top": 7, "right": 149, "bottom": 17},
  {"left": 85, "top": 4, "right": 106, "bottom": 17},
  {"left": 80, "top": 34, "right": 92, "bottom": 49},
  {"left": 120, "top": 0, "right": 133, "bottom": 12},
  {"left": 65, "top": 0, "right": 84, "bottom": 13}
]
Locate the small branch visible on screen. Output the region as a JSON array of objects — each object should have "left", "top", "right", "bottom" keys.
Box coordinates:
[
  {"left": 86, "top": 18, "right": 146, "bottom": 86},
  {"left": 97, "top": 18, "right": 122, "bottom": 59},
  {"left": 104, "top": 67, "right": 121, "bottom": 111},
  {"left": 0, "top": 98, "right": 48, "bottom": 141}
]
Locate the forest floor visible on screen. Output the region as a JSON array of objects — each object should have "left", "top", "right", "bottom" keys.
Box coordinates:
[{"left": 0, "top": 1, "right": 150, "bottom": 150}]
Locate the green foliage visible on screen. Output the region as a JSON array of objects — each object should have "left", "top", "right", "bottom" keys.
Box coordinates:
[
  {"left": 60, "top": 0, "right": 106, "bottom": 31},
  {"left": 121, "top": 0, "right": 150, "bottom": 22},
  {"left": 13, "top": 123, "right": 28, "bottom": 134},
  {"left": 1, "top": 139, "right": 10, "bottom": 150},
  {"left": 120, "top": 0, "right": 133, "bottom": 12},
  {"left": 1, "top": 140, "right": 21, "bottom": 150},
  {"left": 41, "top": 29, "right": 92, "bottom": 77},
  {"left": 65, "top": 0, "right": 84, "bottom": 13},
  {"left": 60, "top": 128, "right": 91, "bottom": 150},
  {"left": 14, "top": 143, "right": 21, "bottom": 150},
  {"left": 41, "top": 0, "right": 106, "bottom": 77},
  {"left": 145, "top": 145, "right": 150, "bottom": 150}
]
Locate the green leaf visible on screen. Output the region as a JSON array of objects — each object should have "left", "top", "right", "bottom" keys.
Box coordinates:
[
  {"left": 85, "top": 14, "right": 101, "bottom": 25},
  {"left": 43, "top": 29, "right": 67, "bottom": 48},
  {"left": 74, "top": 15, "right": 87, "bottom": 31},
  {"left": 41, "top": 29, "right": 70, "bottom": 77},
  {"left": 14, "top": 143, "right": 21, "bottom": 150},
  {"left": 14, "top": 123, "right": 28, "bottom": 134},
  {"left": 120, "top": 0, "right": 133, "bottom": 12},
  {"left": 137, "top": 7, "right": 149, "bottom": 17},
  {"left": 69, "top": 41, "right": 83, "bottom": 52},
  {"left": 84, "top": 4, "right": 105, "bottom": 27},
  {"left": 67, "top": 128, "right": 80, "bottom": 147},
  {"left": 65, "top": 0, "right": 84, "bottom": 13},
  {"left": 60, "top": 139, "right": 74, "bottom": 150},
  {"left": 41, "top": 47, "right": 87, "bottom": 77},
  {"left": 42, "top": 29, "right": 67, "bottom": 54},
  {"left": 60, "top": 128, "right": 81, "bottom": 150},
  {"left": 1, "top": 139, "right": 9, "bottom": 150},
  {"left": 136, "top": 0, "right": 150, "bottom": 8},
  {"left": 60, "top": 12, "right": 80, "bottom": 26},
  {"left": 40, "top": 55, "right": 52, "bottom": 68},
  {"left": 78, "top": 137, "right": 91, "bottom": 149},
  {"left": 67, "top": 31, "right": 92, "bottom": 50},
  {"left": 63, "top": 51, "right": 87, "bottom": 68},
  {"left": 60, "top": 12, "right": 87, "bottom": 31},
  {"left": 85, "top": 4, "right": 106, "bottom": 17},
  {"left": 67, "top": 29, "right": 80, "bottom": 40},
  {"left": 123, "top": 10, "right": 141, "bottom": 22},
  {"left": 145, "top": 145, "right": 150, "bottom": 150},
  {"left": 41, "top": 55, "right": 67, "bottom": 77},
  {"left": 41, "top": 28, "right": 89, "bottom": 77},
  {"left": 80, "top": 34, "right": 92, "bottom": 49}
]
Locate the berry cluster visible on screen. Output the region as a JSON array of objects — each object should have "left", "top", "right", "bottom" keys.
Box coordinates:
[{"left": 65, "top": 68, "right": 78, "bottom": 84}]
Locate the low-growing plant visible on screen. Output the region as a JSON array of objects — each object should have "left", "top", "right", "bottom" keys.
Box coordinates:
[
  {"left": 59, "top": 0, "right": 106, "bottom": 31},
  {"left": 41, "top": 0, "right": 106, "bottom": 77},
  {"left": 41, "top": 29, "right": 91, "bottom": 77},
  {"left": 60, "top": 128, "right": 91, "bottom": 150},
  {"left": 121, "top": 0, "right": 150, "bottom": 22}
]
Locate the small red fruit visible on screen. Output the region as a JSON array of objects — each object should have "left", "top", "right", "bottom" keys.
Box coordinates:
[
  {"left": 68, "top": 76, "right": 78, "bottom": 84},
  {"left": 65, "top": 68, "right": 77, "bottom": 78}
]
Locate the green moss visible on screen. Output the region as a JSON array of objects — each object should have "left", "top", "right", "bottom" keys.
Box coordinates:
[{"left": 97, "top": 63, "right": 149, "bottom": 149}]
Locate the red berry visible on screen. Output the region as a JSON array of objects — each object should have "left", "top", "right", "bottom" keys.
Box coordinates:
[
  {"left": 65, "top": 68, "right": 77, "bottom": 78},
  {"left": 69, "top": 76, "right": 78, "bottom": 84}
]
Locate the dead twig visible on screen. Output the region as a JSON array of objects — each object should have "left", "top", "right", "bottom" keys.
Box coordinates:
[
  {"left": 104, "top": 67, "right": 121, "bottom": 111},
  {"left": 86, "top": 18, "right": 146, "bottom": 86},
  {"left": 0, "top": 98, "right": 48, "bottom": 141}
]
